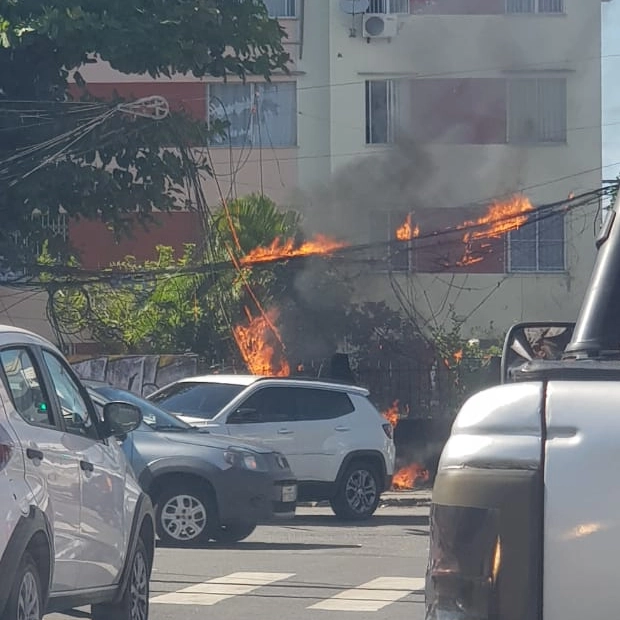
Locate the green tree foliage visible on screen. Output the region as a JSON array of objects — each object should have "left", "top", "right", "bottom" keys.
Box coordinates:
[
  {"left": 430, "top": 316, "right": 501, "bottom": 415},
  {"left": 0, "top": 0, "right": 290, "bottom": 267}
]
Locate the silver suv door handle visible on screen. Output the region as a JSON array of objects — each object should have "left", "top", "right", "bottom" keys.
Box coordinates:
[
  {"left": 335, "top": 426, "right": 350, "bottom": 432},
  {"left": 277, "top": 428, "right": 293, "bottom": 435},
  {"left": 26, "top": 448, "right": 44, "bottom": 461},
  {"left": 80, "top": 460, "right": 94, "bottom": 473}
]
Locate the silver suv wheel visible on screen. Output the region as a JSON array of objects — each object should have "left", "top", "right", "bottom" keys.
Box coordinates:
[
  {"left": 155, "top": 483, "right": 216, "bottom": 546},
  {"left": 4, "top": 553, "right": 42, "bottom": 620},
  {"left": 129, "top": 545, "right": 149, "bottom": 620},
  {"left": 161, "top": 494, "right": 207, "bottom": 541},
  {"left": 17, "top": 568, "right": 40, "bottom": 620}
]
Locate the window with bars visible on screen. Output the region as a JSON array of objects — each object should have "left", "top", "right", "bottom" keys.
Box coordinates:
[
  {"left": 506, "top": 0, "right": 564, "bottom": 13},
  {"left": 369, "top": 211, "right": 413, "bottom": 272},
  {"left": 508, "top": 212, "right": 565, "bottom": 272},
  {"left": 262, "top": 0, "right": 297, "bottom": 17},
  {"left": 208, "top": 81, "right": 297, "bottom": 147},
  {"left": 368, "top": 0, "right": 410, "bottom": 13},
  {"left": 507, "top": 77, "right": 566, "bottom": 144}
]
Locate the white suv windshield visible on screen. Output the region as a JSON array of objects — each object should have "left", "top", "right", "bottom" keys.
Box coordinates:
[{"left": 149, "top": 382, "right": 246, "bottom": 419}]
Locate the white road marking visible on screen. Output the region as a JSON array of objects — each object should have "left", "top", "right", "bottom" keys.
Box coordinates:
[
  {"left": 150, "top": 571, "right": 295, "bottom": 606},
  {"left": 309, "top": 576, "right": 425, "bottom": 612}
]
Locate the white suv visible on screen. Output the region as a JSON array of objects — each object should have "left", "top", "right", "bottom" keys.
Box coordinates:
[
  {"left": 148, "top": 376, "right": 396, "bottom": 520},
  {"left": 0, "top": 325, "right": 155, "bottom": 620}
]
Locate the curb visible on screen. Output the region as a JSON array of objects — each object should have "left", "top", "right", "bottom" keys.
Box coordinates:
[{"left": 298, "top": 490, "right": 432, "bottom": 509}]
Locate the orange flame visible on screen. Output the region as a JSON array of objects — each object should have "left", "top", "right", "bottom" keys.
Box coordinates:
[
  {"left": 240, "top": 234, "right": 348, "bottom": 266},
  {"left": 382, "top": 400, "right": 400, "bottom": 427},
  {"left": 232, "top": 307, "right": 290, "bottom": 376},
  {"left": 396, "top": 214, "right": 420, "bottom": 241},
  {"left": 453, "top": 349, "right": 463, "bottom": 363},
  {"left": 457, "top": 194, "right": 534, "bottom": 266},
  {"left": 393, "top": 195, "right": 534, "bottom": 267},
  {"left": 459, "top": 194, "right": 534, "bottom": 242},
  {"left": 392, "top": 463, "right": 430, "bottom": 490}
]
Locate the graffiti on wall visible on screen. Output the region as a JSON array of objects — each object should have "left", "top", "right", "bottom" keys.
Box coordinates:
[{"left": 71, "top": 354, "right": 199, "bottom": 397}]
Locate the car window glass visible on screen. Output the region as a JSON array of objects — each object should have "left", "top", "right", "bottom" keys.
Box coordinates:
[
  {"left": 0, "top": 348, "right": 55, "bottom": 427},
  {"left": 95, "top": 386, "right": 191, "bottom": 429},
  {"left": 91, "top": 397, "right": 104, "bottom": 422},
  {"left": 42, "top": 350, "right": 97, "bottom": 439},
  {"left": 238, "top": 387, "right": 298, "bottom": 423},
  {"left": 151, "top": 382, "right": 245, "bottom": 419},
  {"left": 296, "top": 388, "right": 355, "bottom": 421}
]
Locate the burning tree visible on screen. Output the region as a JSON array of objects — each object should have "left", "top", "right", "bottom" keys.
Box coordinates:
[
  {"left": 41, "top": 195, "right": 305, "bottom": 358},
  {"left": 41, "top": 195, "right": 355, "bottom": 372}
]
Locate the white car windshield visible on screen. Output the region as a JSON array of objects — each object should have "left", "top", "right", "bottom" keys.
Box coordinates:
[{"left": 148, "top": 382, "right": 245, "bottom": 419}]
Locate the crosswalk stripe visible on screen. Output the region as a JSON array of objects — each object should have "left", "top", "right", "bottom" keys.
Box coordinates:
[
  {"left": 308, "top": 577, "right": 425, "bottom": 612},
  {"left": 150, "top": 571, "right": 295, "bottom": 606}
]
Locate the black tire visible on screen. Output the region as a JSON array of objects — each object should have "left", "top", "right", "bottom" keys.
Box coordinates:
[
  {"left": 211, "top": 520, "right": 257, "bottom": 544},
  {"left": 155, "top": 482, "right": 217, "bottom": 547},
  {"left": 91, "top": 537, "right": 150, "bottom": 620},
  {"left": 1, "top": 552, "right": 42, "bottom": 620},
  {"left": 330, "top": 462, "right": 381, "bottom": 520}
]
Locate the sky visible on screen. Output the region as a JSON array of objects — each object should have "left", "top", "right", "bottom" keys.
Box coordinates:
[{"left": 603, "top": 1, "right": 620, "bottom": 178}]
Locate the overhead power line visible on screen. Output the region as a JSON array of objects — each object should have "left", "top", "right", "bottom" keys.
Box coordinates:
[{"left": 2, "top": 185, "right": 608, "bottom": 289}]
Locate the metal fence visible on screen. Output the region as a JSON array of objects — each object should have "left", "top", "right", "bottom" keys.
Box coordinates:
[{"left": 294, "top": 355, "right": 500, "bottom": 419}]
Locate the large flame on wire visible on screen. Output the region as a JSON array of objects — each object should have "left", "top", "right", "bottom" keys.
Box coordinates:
[
  {"left": 240, "top": 235, "right": 348, "bottom": 266},
  {"left": 459, "top": 194, "right": 534, "bottom": 241},
  {"left": 457, "top": 194, "right": 534, "bottom": 265},
  {"left": 395, "top": 194, "right": 534, "bottom": 267},
  {"left": 233, "top": 307, "right": 290, "bottom": 376}
]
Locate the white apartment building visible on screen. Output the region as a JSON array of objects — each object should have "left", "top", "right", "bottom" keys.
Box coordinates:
[
  {"left": 292, "top": 0, "right": 607, "bottom": 337},
  {"left": 0, "top": 0, "right": 608, "bottom": 343}
]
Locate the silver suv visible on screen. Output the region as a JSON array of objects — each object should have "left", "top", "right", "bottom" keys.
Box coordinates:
[{"left": 0, "top": 326, "right": 155, "bottom": 620}]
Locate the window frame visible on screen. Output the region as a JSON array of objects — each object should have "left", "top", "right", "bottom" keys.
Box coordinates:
[
  {"left": 294, "top": 388, "right": 356, "bottom": 421},
  {"left": 207, "top": 80, "right": 298, "bottom": 148},
  {"left": 0, "top": 346, "right": 59, "bottom": 430},
  {"left": 505, "top": 0, "right": 564, "bottom": 14},
  {"left": 369, "top": 209, "right": 415, "bottom": 273},
  {"left": 262, "top": 0, "right": 297, "bottom": 18},
  {"left": 37, "top": 347, "right": 103, "bottom": 440},
  {"left": 231, "top": 386, "right": 300, "bottom": 424},
  {"left": 365, "top": 79, "right": 400, "bottom": 145},
  {"left": 507, "top": 212, "right": 566, "bottom": 273},
  {"left": 506, "top": 76, "right": 567, "bottom": 145},
  {"left": 368, "top": 0, "right": 411, "bottom": 14}
]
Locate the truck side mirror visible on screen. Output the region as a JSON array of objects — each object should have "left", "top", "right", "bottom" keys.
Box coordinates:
[{"left": 501, "top": 322, "right": 575, "bottom": 383}]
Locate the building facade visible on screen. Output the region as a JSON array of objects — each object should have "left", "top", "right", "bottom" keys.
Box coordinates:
[
  {"left": 0, "top": 0, "right": 607, "bottom": 342},
  {"left": 294, "top": 0, "right": 606, "bottom": 337}
]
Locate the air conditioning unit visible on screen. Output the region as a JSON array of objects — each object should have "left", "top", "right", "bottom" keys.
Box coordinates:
[{"left": 362, "top": 13, "right": 399, "bottom": 39}]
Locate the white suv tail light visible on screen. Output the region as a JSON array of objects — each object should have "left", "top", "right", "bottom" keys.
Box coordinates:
[
  {"left": 0, "top": 425, "right": 14, "bottom": 471},
  {"left": 382, "top": 423, "right": 394, "bottom": 439}
]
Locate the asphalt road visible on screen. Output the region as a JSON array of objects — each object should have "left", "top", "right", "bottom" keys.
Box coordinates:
[{"left": 47, "top": 502, "right": 430, "bottom": 620}]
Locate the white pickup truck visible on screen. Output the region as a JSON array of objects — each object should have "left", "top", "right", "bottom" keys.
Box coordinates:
[{"left": 425, "top": 196, "right": 620, "bottom": 620}]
